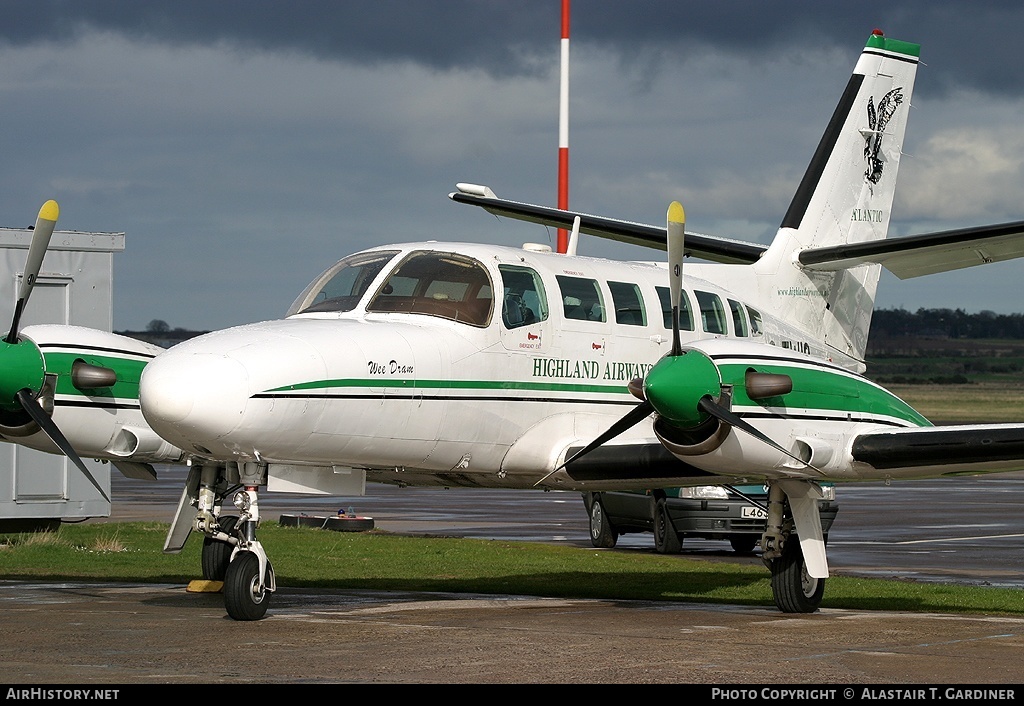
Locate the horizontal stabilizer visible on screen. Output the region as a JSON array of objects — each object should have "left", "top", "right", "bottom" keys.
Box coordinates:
[
  {"left": 449, "top": 185, "right": 765, "bottom": 264},
  {"left": 853, "top": 424, "right": 1024, "bottom": 471},
  {"left": 799, "top": 220, "right": 1024, "bottom": 279}
]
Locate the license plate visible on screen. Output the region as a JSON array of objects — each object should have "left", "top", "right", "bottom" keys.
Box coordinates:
[{"left": 741, "top": 506, "right": 767, "bottom": 519}]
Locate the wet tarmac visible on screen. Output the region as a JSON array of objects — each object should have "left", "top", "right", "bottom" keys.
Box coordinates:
[
  {"left": 3, "top": 467, "right": 1024, "bottom": 684},
  {"left": 2, "top": 579, "right": 1023, "bottom": 684}
]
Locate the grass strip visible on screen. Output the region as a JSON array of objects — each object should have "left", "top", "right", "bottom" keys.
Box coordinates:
[{"left": 2, "top": 522, "right": 1021, "bottom": 616}]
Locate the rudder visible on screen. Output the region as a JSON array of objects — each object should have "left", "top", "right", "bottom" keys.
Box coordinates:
[{"left": 754, "top": 31, "right": 921, "bottom": 364}]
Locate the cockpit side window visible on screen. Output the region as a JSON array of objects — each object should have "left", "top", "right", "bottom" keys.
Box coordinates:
[
  {"left": 287, "top": 250, "right": 399, "bottom": 316},
  {"left": 366, "top": 251, "right": 493, "bottom": 327},
  {"left": 499, "top": 265, "right": 548, "bottom": 329}
]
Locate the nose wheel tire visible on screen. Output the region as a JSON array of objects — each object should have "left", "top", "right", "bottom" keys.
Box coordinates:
[
  {"left": 224, "top": 551, "right": 271, "bottom": 621},
  {"left": 200, "top": 515, "right": 238, "bottom": 581},
  {"left": 770, "top": 537, "right": 824, "bottom": 613}
]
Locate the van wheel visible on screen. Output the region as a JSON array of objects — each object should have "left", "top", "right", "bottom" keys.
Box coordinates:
[
  {"left": 589, "top": 496, "right": 618, "bottom": 548},
  {"left": 653, "top": 498, "right": 681, "bottom": 554}
]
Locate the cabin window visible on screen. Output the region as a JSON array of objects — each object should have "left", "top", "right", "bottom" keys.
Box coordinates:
[
  {"left": 556, "top": 276, "right": 606, "bottom": 322},
  {"left": 287, "top": 250, "right": 400, "bottom": 316},
  {"left": 728, "top": 299, "right": 749, "bottom": 337},
  {"left": 747, "top": 306, "right": 764, "bottom": 336},
  {"left": 365, "top": 251, "right": 493, "bottom": 327},
  {"left": 499, "top": 265, "right": 548, "bottom": 329},
  {"left": 695, "top": 290, "right": 727, "bottom": 335},
  {"left": 608, "top": 281, "right": 646, "bottom": 326},
  {"left": 656, "top": 286, "right": 694, "bottom": 331}
]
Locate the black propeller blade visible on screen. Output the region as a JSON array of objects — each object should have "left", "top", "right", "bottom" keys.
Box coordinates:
[
  {"left": 696, "top": 396, "right": 822, "bottom": 474},
  {"left": 534, "top": 400, "right": 654, "bottom": 486},
  {"left": 15, "top": 389, "right": 109, "bottom": 501}
]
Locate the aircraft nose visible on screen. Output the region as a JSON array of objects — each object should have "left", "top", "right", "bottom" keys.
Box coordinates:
[{"left": 140, "top": 352, "right": 251, "bottom": 450}]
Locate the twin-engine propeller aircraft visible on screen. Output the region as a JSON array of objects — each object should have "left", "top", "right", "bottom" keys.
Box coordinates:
[
  {"left": 9, "top": 30, "right": 1024, "bottom": 621},
  {"left": 0, "top": 202, "right": 185, "bottom": 498},
  {"left": 133, "top": 29, "right": 1024, "bottom": 620}
]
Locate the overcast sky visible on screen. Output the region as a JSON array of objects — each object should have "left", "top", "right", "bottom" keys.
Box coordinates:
[{"left": 3, "top": 1, "right": 1024, "bottom": 331}]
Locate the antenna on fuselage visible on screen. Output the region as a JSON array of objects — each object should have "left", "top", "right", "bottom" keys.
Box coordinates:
[{"left": 566, "top": 215, "right": 580, "bottom": 256}]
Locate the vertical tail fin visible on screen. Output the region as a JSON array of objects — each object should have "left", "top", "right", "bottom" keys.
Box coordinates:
[{"left": 755, "top": 31, "right": 920, "bottom": 362}]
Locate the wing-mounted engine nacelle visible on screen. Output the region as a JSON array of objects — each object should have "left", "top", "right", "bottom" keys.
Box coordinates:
[{"left": 105, "top": 424, "right": 184, "bottom": 464}]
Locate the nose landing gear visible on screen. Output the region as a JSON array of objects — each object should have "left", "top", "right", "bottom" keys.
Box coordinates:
[{"left": 166, "top": 461, "right": 276, "bottom": 621}]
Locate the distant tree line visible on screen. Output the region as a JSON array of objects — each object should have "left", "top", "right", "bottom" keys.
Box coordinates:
[{"left": 870, "top": 308, "right": 1024, "bottom": 339}]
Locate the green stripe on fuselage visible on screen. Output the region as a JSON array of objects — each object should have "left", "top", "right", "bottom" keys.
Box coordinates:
[
  {"left": 265, "top": 368, "right": 929, "bottom": 427},
  {"left": 266, "top": 378, "right": 633, "bottom": 396}
]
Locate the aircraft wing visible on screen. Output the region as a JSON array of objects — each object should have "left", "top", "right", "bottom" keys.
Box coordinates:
[
  {"left": 799, "top": 220, "right": 1024, "bottom": 278},
  {"left": 851, "top": 423, "right": 1024, "bottom": 475},
  {"left": 449, "top": 184, "right": 766, "bottom": 264}
]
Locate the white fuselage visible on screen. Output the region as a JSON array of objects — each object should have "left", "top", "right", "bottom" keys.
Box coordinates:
[{"left": 140, "top": 241, "right": 840, "bottom": 488}]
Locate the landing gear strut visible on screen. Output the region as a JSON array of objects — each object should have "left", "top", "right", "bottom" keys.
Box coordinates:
[
  {"left": 167, "top": 460, "right": 276, "bottom": 621},
  {"left": 221, "top": 484, "right": 275, "bottom": 621},
  {"left": 760, "top": 482, "right": 824, "bottom": 613}
]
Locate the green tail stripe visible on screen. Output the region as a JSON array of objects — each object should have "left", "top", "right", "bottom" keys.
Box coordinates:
[{"left": 865, "top": 33, "right": 921, "bottom": 58}]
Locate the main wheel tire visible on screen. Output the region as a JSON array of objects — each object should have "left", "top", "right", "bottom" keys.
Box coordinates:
[
  {"left": 201, "top": 515, "right": 238, "bottom": 581},
  {"left": 589, "top": 496, "right": 618, "bottom": 548},
  {"left": 770, "top": 537, "right": 824, "bottom": 613},
  {"left": 729, "top": 535, "right": 758, "bottom": 554},
  {"left": 653, "top": 498, "right": 682, "bottom": 554},
  {"left": 224, "top": 551, "right": 271, "bottom": 621}
]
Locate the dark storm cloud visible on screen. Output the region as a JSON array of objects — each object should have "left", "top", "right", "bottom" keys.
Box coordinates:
[
  {"left": 4, "top": 0, "right": 559, "bottom": 76},
  {"left": 5, "top": 1, "right": 1024, "bottom": 94}
]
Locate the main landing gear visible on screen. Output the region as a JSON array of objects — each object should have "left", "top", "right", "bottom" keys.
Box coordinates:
[
  {"left": 172, "top": 461, "right": 276, "bottom": 621},
  {"left": 760, "top": 483, "right": 824, "bottom": 613}
]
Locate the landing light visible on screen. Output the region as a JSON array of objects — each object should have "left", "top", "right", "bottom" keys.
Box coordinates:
[{"left": 233, "top": 490, "right": 252, "bottom": 512}]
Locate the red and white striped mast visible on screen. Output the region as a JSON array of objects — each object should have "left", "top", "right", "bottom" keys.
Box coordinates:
[{"left": 556, "top": 0, "right": 571, "bottom": 253}]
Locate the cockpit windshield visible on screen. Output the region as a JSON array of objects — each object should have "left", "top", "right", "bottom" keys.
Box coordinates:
[
  {"left": 365, "top": 250, "right": 493, "bottom": 327},
  {"left": 287, "top": 250, "right": 399, "bottom": 316}
]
